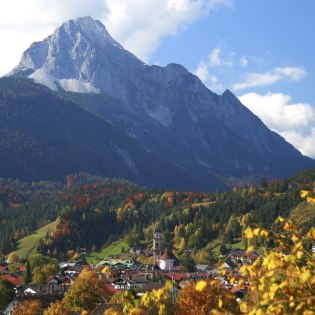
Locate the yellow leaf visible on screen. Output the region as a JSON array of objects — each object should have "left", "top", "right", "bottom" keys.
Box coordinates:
[
  {"left": 270, "top": 283, "right": 279, "bottom": 293},
  {"left": 284, "top": 255, "right": 295, "bottom": 263},
  {"left": 294, "top": 242, "right": 303, "bottom": 250},
  {"left": 260, "top": 229, "right": 269, "bottom": 238},
  {"left": 253, "top": 228, "right": 260, "bottom": 236},
  {"left": 277, "top": 216, "right": 285, "bottom": 223},
  {"left": 247, "top": 245, "right": 255, "bottom": 252},
  {"left": 309, "top": 276, "right": 315, "bottom": 285},
  {"left": 306, "top": 196, "right": 315, "bottom": 203},
  {"left": 240, "top": 302, "right": 248, "bottom": 313},
  {"left": 195, "top": 280, "right": 207, "bottom": 291},
  {"left": 279, "top": 281, "right": 288, "bottom": 289},
  {"left": 300, "top": 190, "right": 309, "bottom": 198},
  {"left": 296, "top": 251, "right": 303, "bottom": 259},
  {"left": 306, "top": 228, "right": 315, "bottom": 239},
  {"left": 301, "top": 271, "right": 311, "bottom": 283},
  {"left": 284, "top": 222, "right": 295, "bottom": 231},
  {"left": 218, "top": 298, "right": 223, "bottom": 308},
  {"left": 291, "top": 234, "right": 299, "bottom": 243},
  {"left": 244, "top": 227, "right": 254, "bottom": 239},
  {"left": 295, "top": 302, "right": 304, "bottom": 311}
]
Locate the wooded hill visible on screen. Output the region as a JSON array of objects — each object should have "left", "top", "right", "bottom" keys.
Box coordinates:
[{"left": 1, "top": 168, "right": 315, "bottom": 259}]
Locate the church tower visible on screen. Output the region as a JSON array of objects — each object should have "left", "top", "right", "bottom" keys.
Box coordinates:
[{"left": 153, "top": 227, "right": 162, "bottom": 265}]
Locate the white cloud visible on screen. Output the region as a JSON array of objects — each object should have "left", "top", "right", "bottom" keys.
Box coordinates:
[
  {"left": 194, "top": 46, "right": 234, "bottom": 92},
  {"left": 208, "top": 48, "right": 222, "bottom": 67},
  {"left": 240, "top": 56, "right": 248, "bottom": 67},
  {"left": 195, "top": 61, "right": 224, "bottom": 92},
  {"left": 0, "top": 0, "right": 108, "bottom": 76},
  {"left": 207, "top": 47, "right": 233, "bottom": 68},
  {"left": 103, "top": 0, "right": 234, "bottom": 62},
  {"left": 238, "top": 92, "right": 315, "bottom": 158},
  {"left": 232, "top": 66, "right": 306, "bottom": 90},
  {"left": 0, "top": 0, "right": 234, "bottom": 76},
  {"left": 279, "top": 129, "right": 315, "bottom": 159}
]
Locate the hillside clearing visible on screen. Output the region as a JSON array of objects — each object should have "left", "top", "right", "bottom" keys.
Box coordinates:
[{"left": 12, "top": 220, "right": 58, "bottom": 259}]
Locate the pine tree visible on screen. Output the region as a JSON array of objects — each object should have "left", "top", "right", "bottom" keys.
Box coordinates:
[{"left": 25, "top": 261, "right": 32, "bottom": 284}]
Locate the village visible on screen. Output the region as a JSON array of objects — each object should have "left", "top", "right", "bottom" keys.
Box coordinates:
[{"left": 0, "top": 228, "right": 259, "bottom": 314}]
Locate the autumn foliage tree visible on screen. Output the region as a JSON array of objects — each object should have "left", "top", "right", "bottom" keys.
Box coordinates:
[
  {"left": 175, "top": 280, "right": 240, "bottom": 315},
  {"left": 63, "top": 269, "right": 110, "bottom": 313},
  {"left": 44, "top": 301, "right": 73, "bottom": 315},
  {"left": 12, "top": 300, "right": 41, "bottom": 315},
  {"left": 105, "top": 281, "right": 174, "bottom": 315},
  {"left": 239, "top": 216, "right": 315, "bottom": 314}
]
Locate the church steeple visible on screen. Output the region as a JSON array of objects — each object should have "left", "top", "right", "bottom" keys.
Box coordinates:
[{"left": 153, "top": 227, "right": 162, "bottom": 265}]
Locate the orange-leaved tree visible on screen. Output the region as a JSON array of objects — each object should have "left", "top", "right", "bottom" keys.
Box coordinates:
[
  {"left": 63, "top": 269, "right": 111, "bottom": 313},
  {"left": 175, "top": 280, "right": 240, "bottom": 315},
  {"left": 12, "top": 300, "right": 41, "bottom": 315},
  {"left": 43, "top": 300, "right": 73, "bottom": 315}
]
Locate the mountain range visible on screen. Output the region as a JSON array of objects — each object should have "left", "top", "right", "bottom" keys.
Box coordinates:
[{"left": 4, "top": 16, "right": 315, "bottom": 190}]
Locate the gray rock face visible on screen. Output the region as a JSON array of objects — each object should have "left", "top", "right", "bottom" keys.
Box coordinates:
[{"left": 8, "top": 16, "right": 315, "bottom": 189}]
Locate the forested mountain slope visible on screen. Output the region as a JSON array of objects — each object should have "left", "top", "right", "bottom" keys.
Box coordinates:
[{"left": 1, "top": 168, "right": 314, "bottom": 258}]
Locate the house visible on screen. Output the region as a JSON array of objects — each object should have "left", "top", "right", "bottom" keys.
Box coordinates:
[
  {"left": 222, "top": 260, "right": 237, "bottom": 269},
  {"left": 61, "top": 274, "right": 77, "bottom": 285},
  {"left": 1, "top": 274, "right": 23, "bottom": 288},
  {"left": 111, "top": 275, "right": 149, "bottom": 290},
  {"left": 3, "top": 294, "right": 64, "bottom": 315},
  {"left": 143, "top": 264, "right": 160, "bottom": 271},
  {"left": 227, "top": 249, "right": 245, "bottom": 260},
  {"left": 242, "top": 251, "right": 259, "bottom": 263},
  {"left": 196, "top": 264, "right": 212, "bottom": 272},
  {"left": 129, "top": 246, "right": 143, "bottom": 254},
  {"left": 18, "top": 266, "right": 26, "bottom": 273},
  {"left": 162, "top": 273, "right": 189, "bottom": 283},
  {"left": 0, "top": 266, "right": 9, "bottom": 275},
  {"left": 141, "top": 249, "right": 153, "bottom": 258},
  {"left": 230, "top": 286, "right": 249, "bottom": 301},
  {"left": 96, "top": 258, "right": 143, "bottom": 271},
  {"left": 19, "top": 283, "right": 68, "bottom": 295}
]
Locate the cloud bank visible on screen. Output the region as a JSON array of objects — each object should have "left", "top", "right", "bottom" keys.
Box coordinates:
[
  {"left": 104, "top": 0, "right": 233, "bottom": 62},
  {"left": 239, "top": 92, "right": 315, "bottom": 158},
  {"left": 233, "top": 66, "right": 306, "bottom": 90}
]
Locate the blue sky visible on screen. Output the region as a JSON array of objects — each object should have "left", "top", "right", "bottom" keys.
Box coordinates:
[{"left": 0, "top": 0, "right": 314, "bottom": 157}]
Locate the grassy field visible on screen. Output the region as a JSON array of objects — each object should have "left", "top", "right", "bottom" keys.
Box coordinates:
[
  {"left": 212, "top": 238, "right": 246, "bottom": 256},
  {"left": 12, "top": 220, "right": 58, "bottom": 259},
  {"left": 191, "top": 201, "right": 215, "bottom": 208},
  {"left": 86, "top": 240, "right": 129, "bottom": 263}
]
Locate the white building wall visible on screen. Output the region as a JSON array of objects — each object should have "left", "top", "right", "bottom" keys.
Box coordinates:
[{"left": 160, "top": 259, "right": 175, "bottom": 270}]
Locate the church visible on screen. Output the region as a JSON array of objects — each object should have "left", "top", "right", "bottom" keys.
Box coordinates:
[{"left": 152, "top": 227, "right": 179, "bottom": 270}]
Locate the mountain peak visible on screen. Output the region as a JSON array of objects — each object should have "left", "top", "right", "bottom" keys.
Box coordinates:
[
  {"left": 58, "top": 16, "right": 118, "bottom": 48},
  {"left": 222, "top": 89, "right": 236, "bottom": 98},
  {"left": 8, "top": 16, "right": 142, "bottom": 94}
]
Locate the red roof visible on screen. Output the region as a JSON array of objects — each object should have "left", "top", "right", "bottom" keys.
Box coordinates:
[
  {"left": 19, "top": 266, "right": 27, "bottom": 272},
  {"left": 1, "top": 274, "right": 23, "bottom": 286},
  {"left": 160, "top": 249, "right": 177, "bottom": 260},
  {"left": 163, "top": 273, "right": 188, "bottom": 281},
  {"left": 105, "top": 284, "right": 117, "bottom": 294},
  {"left": 230, "top": 286, "right": 250, "bottom": 293}
]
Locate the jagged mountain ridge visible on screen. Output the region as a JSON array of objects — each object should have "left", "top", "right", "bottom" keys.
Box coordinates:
[
  {"left": 0, "top": 77, "right": 224, "bottom": 190},
  {"left": 7, "top": 16, "right": 315, "bottom": 189}
]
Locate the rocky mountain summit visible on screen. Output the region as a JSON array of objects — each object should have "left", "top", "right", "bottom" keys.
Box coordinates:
[{"left": 6, "top": 16, "right": 315, "bottom": 190}]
